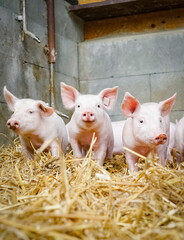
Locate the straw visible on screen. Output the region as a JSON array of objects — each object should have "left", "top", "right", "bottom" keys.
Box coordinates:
[{"left": 0, "top": 139, "right": 184, "bottom": 240}]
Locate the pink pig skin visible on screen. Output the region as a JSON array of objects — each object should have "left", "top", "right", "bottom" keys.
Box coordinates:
[
  {"left": 111, "top": 121, "right": 125, "bottom": 155},
  {"left": 121, "top": 92, "right": 176, "bottom": 172},
  {"left": 60, "top": 82, "right": 118, "bottom": 166},
  {"left": 167, "top": 122, "right": 176, "bottom": 160},
  {"left": 4, "top": 86, "right": 68, "bottom": 159},
  {"left": 175, "top": 117, "right": 184, "bottom": 160}
]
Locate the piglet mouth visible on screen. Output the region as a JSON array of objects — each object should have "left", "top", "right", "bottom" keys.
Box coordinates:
[
  {"left": 10, "top": 126, "right": 18, "bottom": 131},
  {"left": 83, "top": 119, "right": 95, "bottom": 123}
]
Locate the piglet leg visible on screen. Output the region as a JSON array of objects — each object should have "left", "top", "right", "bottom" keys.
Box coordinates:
[
  {"left": 70, "top": 139, "right": 83, "bottom": 158},
  {"left": 94, "top": 146, "right": 107, "bottom": 166},
  {"left": 125, "top": 151, "right": 139, "bottom": 172}
]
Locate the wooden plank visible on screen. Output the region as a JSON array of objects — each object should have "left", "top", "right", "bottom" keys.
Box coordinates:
[
  {"left": 79, "top": 0, "right": 104, "bottom": 4},
  {"left": 84, "top": 8, "right": 184, "bottom": 40},
  {"left": 69, "top": 0, "right": 184, "bottom": 21}
]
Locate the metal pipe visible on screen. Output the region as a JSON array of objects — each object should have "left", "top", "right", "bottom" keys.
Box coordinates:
[
  {"left": 47, "top": 0, "right": 56, "bottom": 63},
  {"left": 46, "top": 0, "right": 68, "bottom": 119},
  {"left": 22, "top": 0, "right": 40, "bottom": 43},
  {"left": 49, "top": 63, "right": 55, "bottom": 108},
  {"left": 55, "top": 110, "right": 69, "bottom": 119},
  {"left": 47, "top": 0, "right": 57, "bottom": 109}
]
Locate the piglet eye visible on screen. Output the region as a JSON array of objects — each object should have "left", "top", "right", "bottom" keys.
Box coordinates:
[
  {"left": 77, "top": 105, "right": 80, "bottom": 108},
  {"left": 29, "top": 111, "right": 33, "bottom": 114},
  {"left": 97, "top": 105, "right": 100, "bottom": 108},
  {"left": 160, "top": 119, "right": 162, "bottom": 123},
  {"left": 140, "top": 120, "right": 144, "bottom": 123}
]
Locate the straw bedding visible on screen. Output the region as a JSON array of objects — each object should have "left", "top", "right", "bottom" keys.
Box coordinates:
[{"left": 0, "top": 138, "right": 184, "bottom": 240}]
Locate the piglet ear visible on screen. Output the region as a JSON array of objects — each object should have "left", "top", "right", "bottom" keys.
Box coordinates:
[
  {"left": 38, "top": 102, "right": 54, "bottom": 117},
  {"left": 60, "top": 82, "right": 80, "bottom": 109},
  {"left": 159, "top": 93, "right": 176, "bottom": 117},
  {"left": 99, "top": 86, "right": 118, "bottom": 110},
  {"left": 122, "top": 92, "right": 140, "bottom": 118},
  {"left": 3, "top": 86, "right": 18, "bottom": 111}
]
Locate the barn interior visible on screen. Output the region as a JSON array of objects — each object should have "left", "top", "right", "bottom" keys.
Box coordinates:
[{"left": 0, "top": 0, "right": 184, "bottom": 239}]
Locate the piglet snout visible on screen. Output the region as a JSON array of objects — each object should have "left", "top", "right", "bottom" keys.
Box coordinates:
[
  {"left": 82, "top": 111, "right": 95, "bottom": 122},
  {"left": 7, "top": 119, "right": 20, "bottom": 131},
  {"left": 154, "top": 133, "right": 167, "bottom": 145}
]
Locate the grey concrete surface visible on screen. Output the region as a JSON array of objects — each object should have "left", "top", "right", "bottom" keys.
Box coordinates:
[
  {"left": 55, "top": 0, "right": 83, "bottom": 43},
  {"left": 79, "top": 30, "right": 184, "bottom": 80},
  {"left": 55, "top": 35, "right": 79, "bottom": 78}
]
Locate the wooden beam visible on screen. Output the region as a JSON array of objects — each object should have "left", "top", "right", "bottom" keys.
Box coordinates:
[
  {"left": 69, "top": 0, "right": 184, "bottom": 21},
  {"left": 84, "top": 8, "right": 184, "bottom": 40}
]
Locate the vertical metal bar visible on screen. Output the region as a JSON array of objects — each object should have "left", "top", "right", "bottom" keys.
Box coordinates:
[
  {"left": 50, "top": 63, "right": 55, "bottom": 108},
  {"left": 47, "top": 0, "right": 56, "bottom": 63},
  {"left": 47, "top": 0, "right": 56, "bottom": 108}
]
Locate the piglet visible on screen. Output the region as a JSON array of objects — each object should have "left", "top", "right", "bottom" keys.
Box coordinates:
[
  {"left": 175, "top": 117, "right": 184, "bottom": 160},
  {"left": 122, "top": 92, "right": 176, "bottom": 172},
  {"left": 4, "top": 86, "right": 68, "bottom": 159},
  {"left": 111, "top": 120, "right": 125, "bottom": 155},
  {"left": 60, "top": 82, "right": 118, "bottom": 166},
  {"left": 167, "top": 122, "right": 176, "bottom": 160}
]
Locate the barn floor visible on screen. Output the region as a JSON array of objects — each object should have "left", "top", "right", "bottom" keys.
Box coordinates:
[{"left": 0, "top": 139, "right": 184, "bottom": 240}]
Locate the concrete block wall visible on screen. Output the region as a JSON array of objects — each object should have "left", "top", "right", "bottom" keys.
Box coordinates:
[
  {"left": 0, "top": 0, "right": 83, "bottom": 146},
  {"left": 79, "top": 29, "right": 184, "bottom": 122}
]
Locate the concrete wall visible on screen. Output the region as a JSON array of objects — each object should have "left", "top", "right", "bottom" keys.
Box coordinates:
[
  {"left": 79, "top": 29, "right": 184, "bottom": 122},
  {"left": 0, "top": 0, "right": 83, "bottom": 146}
]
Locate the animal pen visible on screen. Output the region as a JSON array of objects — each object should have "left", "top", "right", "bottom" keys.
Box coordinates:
[{"left": 0, "top": 0, "right": 184, "bottom": 239}]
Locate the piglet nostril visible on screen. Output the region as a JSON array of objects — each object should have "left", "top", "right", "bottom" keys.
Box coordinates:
[{"left": 14, "top": 122, "right": 19, "bottom": 127}]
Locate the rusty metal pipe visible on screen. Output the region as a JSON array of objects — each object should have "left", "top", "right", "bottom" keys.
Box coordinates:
[
  {"left": 47, "top": 0, "right": 56, "bottom": 64},
  {"left": 47, "top": 0, "right": 56, "bottom": 108},
  {"left": 46, "top": 0, "right": 68, "bottom": 119}
]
